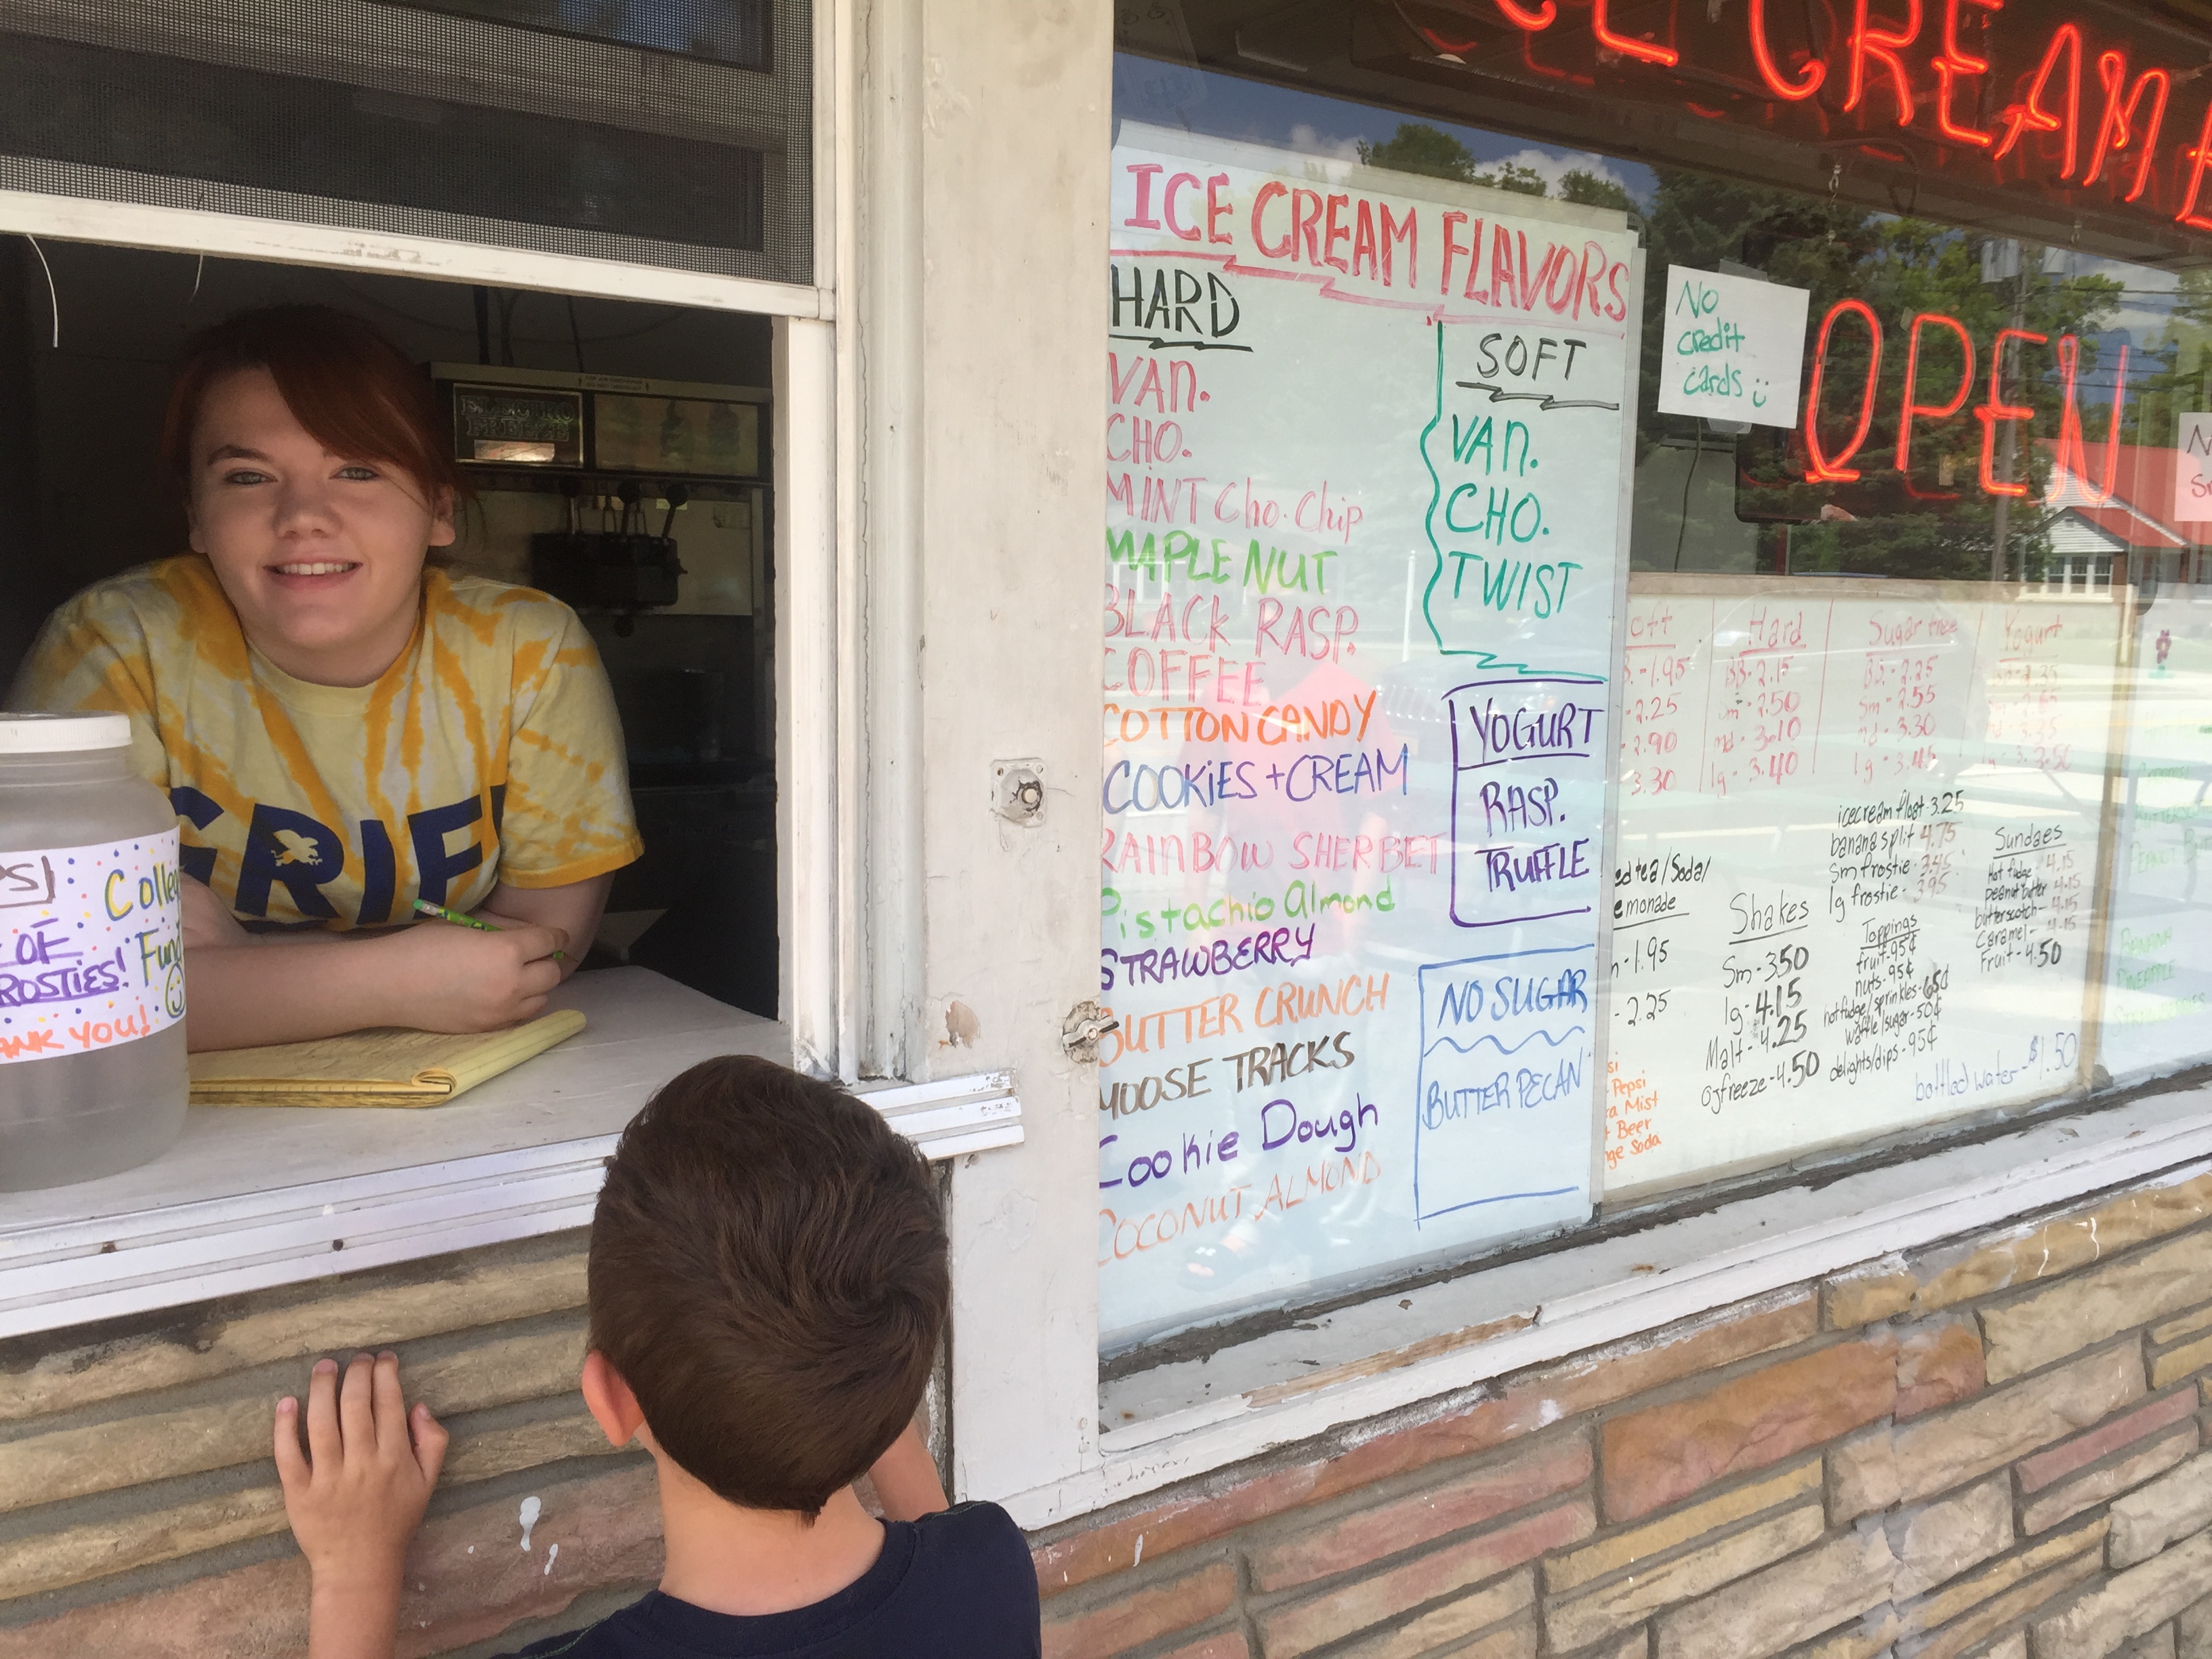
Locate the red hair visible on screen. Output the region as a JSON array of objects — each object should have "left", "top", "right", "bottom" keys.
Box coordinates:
[{"left": 159, "top": 305, "right": 464, "bottom": 510}]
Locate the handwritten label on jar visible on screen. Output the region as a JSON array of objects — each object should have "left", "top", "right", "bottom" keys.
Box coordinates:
[{"left": 0, "top": 832, "right": 185, "bottom": 1062}]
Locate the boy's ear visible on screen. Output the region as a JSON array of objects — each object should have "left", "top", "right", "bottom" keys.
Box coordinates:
[{"left": 581, "top": 1349, "right": 645, "bottom": 1449}]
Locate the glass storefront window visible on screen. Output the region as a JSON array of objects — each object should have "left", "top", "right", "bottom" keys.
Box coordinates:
[{"left": 1100, "top": 30, "right": 2212, "bottom": 1351}]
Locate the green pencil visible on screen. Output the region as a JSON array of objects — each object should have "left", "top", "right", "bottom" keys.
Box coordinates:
[{"left": 412, "top": 897, "right": 567, "bottom": 962}]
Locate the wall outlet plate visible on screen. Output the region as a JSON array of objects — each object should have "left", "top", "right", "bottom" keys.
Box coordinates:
[{"left": 993, "top": 758, "right": 1046, "bottom": 826}]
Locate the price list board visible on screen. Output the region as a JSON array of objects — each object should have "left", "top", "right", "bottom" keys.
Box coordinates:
[{"left": 1605, "top": 578, "right": 2119, "bottom": 1193}]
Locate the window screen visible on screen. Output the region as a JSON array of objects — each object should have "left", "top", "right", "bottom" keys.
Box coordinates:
[
  {"left": 0, "top": 0, "right": 809, "bottom": 284},
  {"left": 419, "top": 1, "right": 771, "bottom": 68}
]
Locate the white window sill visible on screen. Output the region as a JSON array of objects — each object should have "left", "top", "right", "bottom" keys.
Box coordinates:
[
  {"left": 1000, "top": 1077, "right": 2212, "bottom": 1532},
  {"left": 0, "top": 967, "right": 1020, "bottom": 1338}
]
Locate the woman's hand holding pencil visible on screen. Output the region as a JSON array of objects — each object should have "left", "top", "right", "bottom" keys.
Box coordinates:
[
  {"left": 414, "top": 898, "right": 567, "bottom": 962},
  {"left": 352, "top": 905, "right": 569, "bottom": 1031}
]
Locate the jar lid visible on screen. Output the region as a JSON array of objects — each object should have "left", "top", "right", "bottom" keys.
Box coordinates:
[{"left": 0, "top": 712, "right": 133, "bottom": 754}]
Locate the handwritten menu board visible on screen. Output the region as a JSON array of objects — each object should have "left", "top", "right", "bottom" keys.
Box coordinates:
[
  {"left": 1605, "top": 579, "right": 2119, "bottom": 1193},
  {"left": 2100, "top": 587, "right": 2212, "bottom": 1080},
  {"left": 1098, "top": 126, "right": 1639, "bottom": 1342}
]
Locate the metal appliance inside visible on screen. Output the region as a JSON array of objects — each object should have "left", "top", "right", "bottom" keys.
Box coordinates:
[{"left": 436, "top": 363, "right": 777, "bottom": 1017}]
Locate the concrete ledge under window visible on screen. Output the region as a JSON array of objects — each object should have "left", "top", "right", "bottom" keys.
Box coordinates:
[
  {"left": 0, "top": 967, "right": 1021, "bottom": 1339},
  {"left": 1001, "top": 1077, "right": 2212, "bottom": 1532}
]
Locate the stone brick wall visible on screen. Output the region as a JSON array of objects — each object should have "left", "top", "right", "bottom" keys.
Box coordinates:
[
  {"left": 9, "top": 1165, "right": 2212, "bottom": 1658},
  {"left": 1033, "top": 1166, "right": 2212, "bottom": 1659},
  {"left": 0, "top": 1231, "right": 665, "bottom": 1658}
]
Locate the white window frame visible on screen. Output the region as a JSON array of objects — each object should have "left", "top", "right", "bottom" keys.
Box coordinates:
[
  {"left": 0, "top": 188, "right": 847, "bottom": 1052},
  {"left": 0, "top": 5, "right": 895, "bottom": 1328},
  {"left": 0, "top": 165, "right": 1040, "bottom": 1334}
]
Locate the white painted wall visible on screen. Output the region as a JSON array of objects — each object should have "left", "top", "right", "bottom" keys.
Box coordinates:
[{"left": 836, "top": 0, "right": 1111, "bottom": 1500}]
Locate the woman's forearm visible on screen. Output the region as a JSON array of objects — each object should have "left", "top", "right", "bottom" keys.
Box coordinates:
[
  {"left": 182, "top": 941, "right": 399, "bottom": 1051},
  {"left": 184, "top": 919, "right": 569, "bottom": 1050}
]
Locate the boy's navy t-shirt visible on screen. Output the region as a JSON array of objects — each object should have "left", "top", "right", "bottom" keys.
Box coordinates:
[{"left": 495, "top": 1502, "right": 1040, "bottom": 1658}]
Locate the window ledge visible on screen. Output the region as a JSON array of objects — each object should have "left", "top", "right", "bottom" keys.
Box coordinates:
[
  {"left": 0, "top": 967, "right": 1019, "bottom": 1339},
  {"left": 1002, "top": 1078, "right": 2212, "bottom": 1532}
]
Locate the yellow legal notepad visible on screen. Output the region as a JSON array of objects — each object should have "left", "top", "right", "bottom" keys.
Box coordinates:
[{"left": 188, "top": 1010, "right": 587, "bottom": 1108}]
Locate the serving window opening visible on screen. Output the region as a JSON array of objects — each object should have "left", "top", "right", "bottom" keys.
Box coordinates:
[{"left": 0, "top": 238, "right": 779, "bottom": 1020}]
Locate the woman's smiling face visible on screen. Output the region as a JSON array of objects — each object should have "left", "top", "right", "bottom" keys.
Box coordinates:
[{"left": 187, "top": 366, "right": 455, "bottom": 687}]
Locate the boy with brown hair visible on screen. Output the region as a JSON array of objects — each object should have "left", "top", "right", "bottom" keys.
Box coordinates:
[{"left": 274, "top": 1054, "right": 1042, "bottom": 1658}]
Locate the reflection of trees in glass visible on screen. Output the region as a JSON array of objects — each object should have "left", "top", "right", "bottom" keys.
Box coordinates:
[
  {"left": 1635, "top": 169, "right": 2122, "bottom": 581},
  {"left": 1347, "top": 131, "right": 2136, "bottom": 581},
  {"left": 1469, "top": 161, "right": 1547, "bottom": 197},
  {"left": 1558, "top": 169, "right": 1635, "bottom": 212},
  {"left": 1355, "top": 123, "right": 1477, "bottom": 182},
  {"left": 1353, "top": 124, "right": 1601, "bottom": 202},
  {"left": 1355, "top": 124, "right": 1629, "bottom": 207},
  {"left": 2121, "top": 269, "right": 2212, "bottom": 451}
]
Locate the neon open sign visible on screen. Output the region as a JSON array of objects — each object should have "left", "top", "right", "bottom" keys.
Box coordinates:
[
  {"left": 1799, "top": 303, "right": 2125, "bottom": 502},
  {"left": 1393, "top": 0, "right": 2212, "bottom": 235}
]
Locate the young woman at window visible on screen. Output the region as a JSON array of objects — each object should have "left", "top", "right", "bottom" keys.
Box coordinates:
[{"left": 9, "top": 306, "right": 640, "bottom": 1051}]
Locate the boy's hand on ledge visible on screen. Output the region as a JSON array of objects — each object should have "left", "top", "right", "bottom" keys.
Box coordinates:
[{"left": 276, "top": 1352, "right": 449, "bottom": 1659}]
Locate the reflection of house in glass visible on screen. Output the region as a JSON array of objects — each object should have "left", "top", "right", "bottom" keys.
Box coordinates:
[{"left": 2038, "top": 442, "right": 2192, "bottom": 594}]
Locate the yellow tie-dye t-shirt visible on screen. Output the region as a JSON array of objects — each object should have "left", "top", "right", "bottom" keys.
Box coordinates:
[{"left": 9, "top": 556, "right": 641, "bottom": 931}]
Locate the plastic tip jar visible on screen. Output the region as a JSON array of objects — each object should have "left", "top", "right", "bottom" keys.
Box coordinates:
[{"left": 0, "top": 712, "right": 188, "bottom": 1189}]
